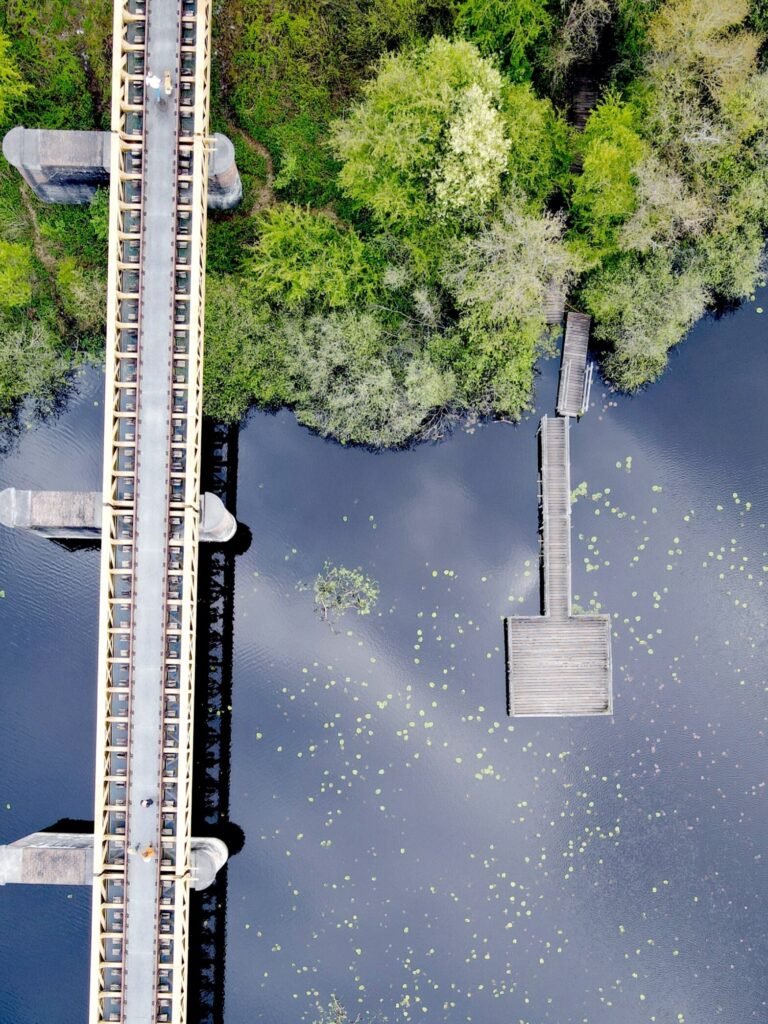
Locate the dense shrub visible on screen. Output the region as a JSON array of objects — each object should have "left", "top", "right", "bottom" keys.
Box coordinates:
[
  {"left": 455, "top": 0, "right": 552, "bottom": 79},
  {"left": 584, "top": 252, "right": 709, "bottom": 388},
  {"left": 571, "top": 92, "right": 647, "bottom": 260},
  {"left": 248, "top": 207, "right": 381, "bottom": 308},
  {"left": 576, "top": 0, "right": 768, "bottom": 389},
  {"left": 0, "top": 319, "right": 70, "bottom": 416},
  {"left": 203, "top": 275, "right": 289, "bottom": 422},
  {"left": 331, "top": 38, "right": 509, "bottom": 235}
]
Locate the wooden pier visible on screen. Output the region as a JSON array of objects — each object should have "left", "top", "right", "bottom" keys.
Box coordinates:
[
  {"left": 557, "top": 312, "right": 593, "bottom": 418},
  {"left": 505, "top": 416, "right": 612, "bottom": 717}
]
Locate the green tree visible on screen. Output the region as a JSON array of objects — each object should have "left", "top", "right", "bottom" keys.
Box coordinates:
[
  {"left": 444, "top": 196, "right": 577, "bottom": 335},
  {"left": 583, "top": 251, "right": 709, "bottom": 389},
  {"left": 455, "top": 0, "right": 552, "bottom": 79},
  {"left": 281, "top": 309, "right": 454, "bottom": 446},
  {"left": 330, "top": 37, "right": 507, "bottom": 234},
  {"left": 571, "top": 92, "right": 647, "bottom": 259},
  {"left": 203, "top": 275, "right": 289, "bottom": 422},
  {"left": 501, "top": 81, "right": 573, "bottom": 204},
  {"left": 249, "top": 206, "right": 381, "bottom": 308}
]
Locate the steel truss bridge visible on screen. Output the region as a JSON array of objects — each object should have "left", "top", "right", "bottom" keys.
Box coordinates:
[{"left": 92, "top": 0, "right": 214, "bottom": 1020}]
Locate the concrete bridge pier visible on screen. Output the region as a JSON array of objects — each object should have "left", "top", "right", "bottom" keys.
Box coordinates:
[
  {"left": 0, "top": 832, "right": 229, "bottom": 892},
  {"left": 0, "top": 487, "right": 238, "bottom": 543},
  {"left": 2, "top": 126, "right": 242, "bottom": 210}
]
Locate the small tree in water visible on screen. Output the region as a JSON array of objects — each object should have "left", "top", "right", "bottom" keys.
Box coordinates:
[
  {"left": 314, "top": 995, "right": 379, "bottom": 1024},
  {"left": 311, "top": 562, "right": 379, "bottom": 626}
]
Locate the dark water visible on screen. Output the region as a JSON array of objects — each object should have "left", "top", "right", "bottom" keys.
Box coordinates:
[{"left": 1, "top": 293, "right": 767, "bottom": 1024}]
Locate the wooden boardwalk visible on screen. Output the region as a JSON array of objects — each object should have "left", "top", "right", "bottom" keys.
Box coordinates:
[
  {"left": 540, "top": 415, "right": 571, "bottom": 617},
  {"left": 557, "top": 312, "right": 592, "bottom": 417},
  {"left": 544, "top": 281, "right": 566, "bottom": 325},
  {"left": 505, "top": 416, "right": 612, "bottom": 717}
]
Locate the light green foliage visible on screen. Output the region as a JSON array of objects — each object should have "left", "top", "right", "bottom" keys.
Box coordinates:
[
  {"left": 203, "top": 275, "right": 289, "bottom": 422},
  {"left": 444, "top": 196, "right": 576, "bottom": 337},
  {"left": 0, "top": 320, "right": 69, "bottom": 416},
  {"left": 331, "top": 37, "right": 506, "bottom": 232},
  {"left": 0, "top": 240, "right": 33, "bottom": 308},
  {"left": 55, "top": 258, "right": 106, "bottom": 335},
  {"left": 282, "top": 310, "right": 455, "bottom": 446},
  {"left": 249, "top": 206, "right": 381, "bottom": 308},
  {"left": 0, "top": 28, "right": 29, "bottom": 127},
  {"left": 455, "top": 0, "right": 552, "bottom": 79},
  {"left": 501, "top": 82, "right": 572, "bottom": 204},
  {"left": 311, "top": 562, "right": 380, "bottom": 623},
  {"left": 584, "top": 252, "right": 709, "bottom": 389},
  {"left": 216, "top": 0, "right": 445, "bottom": 205},
  {"left": 431, "top": 82, "right": 510, "bottom": 219},
  {"left": 572, "top": 92, "right": 647, "bottom": 259}
]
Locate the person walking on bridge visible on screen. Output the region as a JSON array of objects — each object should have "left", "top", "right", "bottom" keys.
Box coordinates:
[
  {"left": 146, "top": 71, "right": 161, "bottom": 104},
  {"left": 163, "top": 70, "right": 173, "bottom": 101}
]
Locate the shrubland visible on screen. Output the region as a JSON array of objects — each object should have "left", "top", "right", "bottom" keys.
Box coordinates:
[
  {"left": 0, "top": 5, "right": 110, "bottom": 422},
  {"left": 3, "top": 0, "right": 768, "bottom": 441},
  {"left": 575, "top": 0, "right": 768, "bottom": 386}
]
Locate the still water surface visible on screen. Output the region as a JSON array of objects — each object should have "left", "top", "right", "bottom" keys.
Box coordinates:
[{"left": 0, "top": 296, "right": 766, "bottom": 1023}]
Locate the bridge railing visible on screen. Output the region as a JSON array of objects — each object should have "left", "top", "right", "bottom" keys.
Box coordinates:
[{"left": 90, "top": 2, "right": 149, "bottom": 1021}]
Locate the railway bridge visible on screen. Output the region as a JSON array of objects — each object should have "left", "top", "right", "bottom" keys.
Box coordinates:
[{"left": 0, "top": 1, "right": 238, "bottom": 1021}]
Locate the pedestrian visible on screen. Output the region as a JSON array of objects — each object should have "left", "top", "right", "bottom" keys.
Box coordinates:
[
  {"left": 141, "top": 845, "right": 156, "bottom": 861},
  {"left": 163, "top": 70, "right": 173, "bottom": 100},
  {"left": 140, "top": 797, "right": 154, "bottom": 808},
  {"left": 146, "top": 71, "right": 161, "bottom": 104}
]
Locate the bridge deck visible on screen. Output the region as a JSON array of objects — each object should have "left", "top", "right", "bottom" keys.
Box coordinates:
[
  {"left": 557, "top": 312, "right": 592, "bottom": 418},
  {"left": 505, "top": 415, "right": 612, "bottom": 716},
  {"left": 122, "top": 0, "right": 181, "bottom": 1019}
]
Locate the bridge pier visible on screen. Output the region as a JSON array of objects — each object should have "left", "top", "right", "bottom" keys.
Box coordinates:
[
  {"left": 0, "top": 832, "right": 229, "bottom": 891},
  {"left": 0, "top": 487, "right": 237, "bottom": 543},
  {"left": 2, "top": 126, "right": 243, "bottom": 210}
]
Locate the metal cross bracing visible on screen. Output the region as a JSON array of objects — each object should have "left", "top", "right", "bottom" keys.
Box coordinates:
[{"left": 90, "top": 0, "right": 212, "bottom": 1022}]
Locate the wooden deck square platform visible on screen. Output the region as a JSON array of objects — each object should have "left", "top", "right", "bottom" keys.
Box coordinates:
[{"left": 505, "top": 615, "right": 613, "bottom": 716}]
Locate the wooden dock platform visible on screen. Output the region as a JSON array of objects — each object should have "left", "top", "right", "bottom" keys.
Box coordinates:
[
  {"left": 505, "top": 616, "right": 613, "bottom": 716},
  {"left": 505, "top": 415, "right": 612, "bottom": 716},
  {"left": 557, "top": 312, "right": 593, "bottom": 418}
]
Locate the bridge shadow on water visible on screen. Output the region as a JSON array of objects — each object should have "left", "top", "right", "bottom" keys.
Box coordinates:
[{"left": 188, "top": 420, "right": 247, "bottom": 1024}]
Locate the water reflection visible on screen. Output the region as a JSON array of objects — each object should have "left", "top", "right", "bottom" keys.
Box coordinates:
[
  {"left": 0, "top": 297, "right": 767, "bottom": 1024},
  {"left": 188, "top": 420, "right": 245, "bottom": 1024}
]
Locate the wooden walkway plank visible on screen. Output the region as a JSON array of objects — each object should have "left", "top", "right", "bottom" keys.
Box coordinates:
[{"left": 557, "top": 312, "right": 592, "bottom": 418}]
